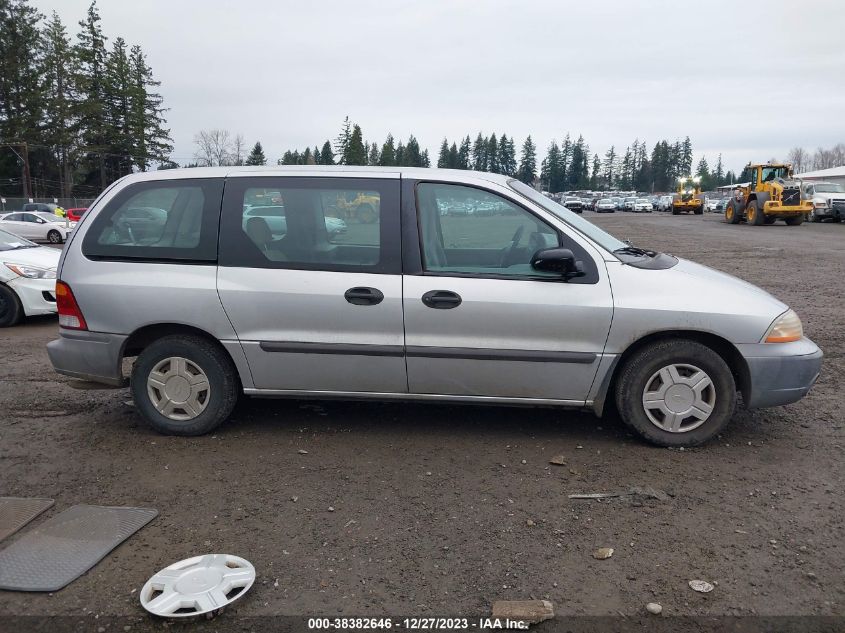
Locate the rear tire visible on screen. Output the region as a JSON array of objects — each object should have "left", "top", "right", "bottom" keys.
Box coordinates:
[
  {"left": 0, "top": 284, "right": 23, "bottom": 327},
  {"left": 615, "top": 339, "right": 736, "bottom": 447},
  {"left": 130, "top": 335, "right": 239, "bottom": 436}
]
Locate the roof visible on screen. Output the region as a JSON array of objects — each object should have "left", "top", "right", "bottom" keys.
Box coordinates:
[
  {"left": 125, "top": 165, "right": 514, "bottom": 186},
  {"left": 795, "top": 165, "right": 845, "bottom": 179}
]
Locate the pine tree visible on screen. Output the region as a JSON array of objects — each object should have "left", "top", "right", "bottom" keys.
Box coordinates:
[
  {"left": 590, "top": 154, "right": 601, "bottom": 190},
  {"left": 457, "top": 135, "right": 471, "bottom": 169},
  {"left": 499, "top": 134, "right": 517, "bottom": 176},
  {"left": 128, "top": 44, "right": 171, "bottom": 170},
  {"left": 104, "top": 37, "right": 133, "bottom": 177},
  {"left": 379, "top": 133, "right": 395, "bottom": 166},
  {"left": 346, "top": 124, "right": 367, "bottom": 165},
  {"left": 447, "top": 142, "right": 459, "bottom": 169},
  {"left": 713, "top": 153, "right": 724, "bottom": 185},
  {"left": 471, "top": 133, "right": 486, "bottom": 171},
  {"left": 541, "top": 141, "right": 563, "bottom": 192},
  {"left": 367, "top": 142, "right": 379, "bottom": 166},
  {"left": 75, "top": 1, "right": 112, "bottom": 188},
  {"left": 421, "top": 149, "right": 430, "bottom": 168},
  {"left": 559, "top": 134, "right": 572, "bottom": 186},
  {"left": 680, "top": 136, "right": 693, "bottom": 175},
  {"left": 41, "top": 10, "right": 79, "bottom": 196},
  {"left": 487, "top": 133, "right": 499, "bottom": 174},
  {"left": 394, "top": 140, "right": 405, "bottom": 166},
  {"left": 313, "top": 145, "right": 321, "bottom": 165},
  {"left": 603, "top": 146, "right": 617, "bottom": 188},
  {"left": 319, "top": 140, "right": 334, "bottom": 165},
  {"left": 516, "top": 136, "right": 537, "bottom": 185},
  {"left": 301, "top": 146, "right": 313, "bottom": 165},
  {"left": 334, "top": 116, "right": 351, "bottom": 164},
  {"left": 404, "top": 135, "right": 423, "bottom": 167},
  {"left": 245, "top": 141, "right": 266, "bottom": 165},
  {"left": 0, "top": 0, "right": 46, "bottom": 198},
  {"left": 436, "top": 138, "right": 450, "bottom": 168}
]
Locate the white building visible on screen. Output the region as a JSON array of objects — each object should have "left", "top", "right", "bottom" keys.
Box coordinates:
[{"left": 795, "top": 165, "right": 845, "bottom": 187}]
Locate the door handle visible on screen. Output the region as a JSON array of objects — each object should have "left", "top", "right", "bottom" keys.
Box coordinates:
[
  {"left": 422, "top": 290, "right": 462, "bottom": 309},
  {"left": 344, "top": 287, "right": 384, "bottom": 306}
]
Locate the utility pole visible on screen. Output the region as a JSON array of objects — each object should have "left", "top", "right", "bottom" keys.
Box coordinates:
[{"left": 2, "top": 142, "right": 33, "bottom": 199}]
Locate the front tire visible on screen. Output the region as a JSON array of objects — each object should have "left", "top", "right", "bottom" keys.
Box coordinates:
[
  {"left": 0, "top": 284, "right": 23, "bottom": 327},
  {"left": 747, "top": 200, "right": 765, "bottom": 225},
  {"left": 614, "top": 339, "right": 736, "bottom": 447},
  {"left": 130, "top": 335, "right": 239, "bottom": 436},
  {"left": 784, "top": 215, "right": 804, "bottom": 226},
  {"left": 47, "top": 229, "right": 63, "bottom": 244}
]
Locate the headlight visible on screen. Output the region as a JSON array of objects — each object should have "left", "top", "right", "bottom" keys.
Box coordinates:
[
  {"left": 4, "top": 263, "right": 57, "bottom": 279},
  {"left": 812, "top": 198, "right": 829, "bottom": 208},
  {"left": 764, "top": 309, "right": 803, "bottom": 343}
]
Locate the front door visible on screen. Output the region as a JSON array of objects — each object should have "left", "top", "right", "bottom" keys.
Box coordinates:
[
  {"left": 403, "top": 182, "right": 613, "bottom": 402},
  {"left": 217, "top": 174, "right": 407, "bottom": 394}
]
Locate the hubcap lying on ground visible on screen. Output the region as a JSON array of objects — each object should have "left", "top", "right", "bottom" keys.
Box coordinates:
[{"left": 642, "top": 363, "right": 715, "bottom": 433}]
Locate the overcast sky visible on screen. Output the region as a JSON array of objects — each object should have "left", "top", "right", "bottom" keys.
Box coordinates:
[{"left": 36, "top": 0, "right": 845, "bottom": 174}]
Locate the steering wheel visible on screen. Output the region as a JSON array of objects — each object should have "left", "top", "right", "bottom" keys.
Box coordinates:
[{"left": 500, "top": 225, "right": 525, "bottom": 268}]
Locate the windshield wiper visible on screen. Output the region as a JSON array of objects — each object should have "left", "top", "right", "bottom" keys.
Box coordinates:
[{"left": 614, "top": 245, "right": 657, "bottom": 257}]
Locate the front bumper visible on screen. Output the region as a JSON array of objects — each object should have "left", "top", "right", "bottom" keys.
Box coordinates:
[
  {"left": 47, "top": 329, "right": 127, "bottom": 386},
  {"left": 8, "top": 277, "right": 57, "bottom": 316},
  {"left": 738, "top": 338, "right": 823, "bottom": 408}
]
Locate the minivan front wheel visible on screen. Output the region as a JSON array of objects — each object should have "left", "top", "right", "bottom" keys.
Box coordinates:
[
  {"left": 615, "top": 340, "right": 736, "bottom": 447},
  {"left": 131, "top": 335, "right": 238, "bottom": 436}
]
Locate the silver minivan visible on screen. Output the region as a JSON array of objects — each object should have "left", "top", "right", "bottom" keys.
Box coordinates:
[{"left": 47, "top": 167, "right": 822, "bottom": 446}]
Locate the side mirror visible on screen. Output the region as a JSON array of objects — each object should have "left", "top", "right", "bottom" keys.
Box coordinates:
[{"left": 531, "top": 247, "right": 584, "bottom": 278}]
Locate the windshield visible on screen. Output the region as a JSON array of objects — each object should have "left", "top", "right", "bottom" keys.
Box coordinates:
[
  {"left": 814, "top": 183, "right": 845, "bottom": 193},
  {"left": 508, "top": 180, "right": 626, "bottom": 253},
  {"left": 761, "top": 166, "right": 788, "bottom": 182},
  {"left": 0, "top": 228, "right": 38, "bottom": 251}
]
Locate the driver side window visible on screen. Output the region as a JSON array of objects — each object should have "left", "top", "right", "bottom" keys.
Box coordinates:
[{"left": 417, "top": 183, "right": 560, "bottom": 278}]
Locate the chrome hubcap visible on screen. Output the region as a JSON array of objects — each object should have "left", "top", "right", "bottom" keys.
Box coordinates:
[
  {"left": 147, "top": 357, "right": 210, "bottom": 421},
  {"left": 642, "top": 363, "right": 715, "bottom": 433}
]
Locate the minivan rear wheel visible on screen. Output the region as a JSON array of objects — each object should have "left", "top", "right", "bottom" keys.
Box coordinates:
[
  {"left": 130, "top": 335, "right": 238, "bottom": 436},
  {"left": 614, "top": 339, "right": 736, "bottom": 447}
]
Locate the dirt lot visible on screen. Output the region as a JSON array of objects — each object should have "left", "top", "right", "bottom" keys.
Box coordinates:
[{"left": 0, "top": 212, "right": 842, "bottom": 630}]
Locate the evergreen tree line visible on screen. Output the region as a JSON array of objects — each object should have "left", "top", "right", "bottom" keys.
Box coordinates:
[
  {"left": 0, "top": 0, "right": 171, "bottom": 198},
  {"left": 266, "top": 118, "right": 739, "bottom": 193}
]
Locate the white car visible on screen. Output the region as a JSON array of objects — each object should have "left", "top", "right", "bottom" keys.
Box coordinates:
[
  {"left": 633, "top": 198, "right": 653, "bottom": 213},
  {"left": 705, "top": 198, "right": 720, "bottom": 212},
  {"left": 0, "top": 228, "right": 61, "bottom": 326},
  {"left": 0, "top": 211, "right": 75, "bottom": 244}
]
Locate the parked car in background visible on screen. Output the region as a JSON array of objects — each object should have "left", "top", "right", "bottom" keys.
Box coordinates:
[
  {"left": 563, "top": 197, "right": 583, "bottom": 213},
  {"left": 610, "top": 197, "right": 624, "bottom": 211},
  {"left": 802, "top": 181, "right": 845, "bottom": 222},
  {"left": 66, "top": 207, "right": 88, "bottom": 222},
  {"left": 0, "top": 211, "right": 75, "bottom": 244},
  {"left": 623, "top": 197, "right": 638, "bottom": 211},
  {"left": 705, "top": 198, "right": 721, "bottom": 212},
  {"left": 0, "top": 228, "right": 60, "bottom": 326},
  {"left": 243, "top": 204, "right": 348, "bottom": 237},
  {"left": 633, "top": 198, "right": 653, "bottom": 213},
  {"left": 595, "top": 199, "right": 616, "bottom": 213},
  {"left": 648, "top": 196, "right": 660, "bottom": 210},
  {"left": 47, "top": 166, "right": 822, "bottom": 448},
  {"left": 23, "top": 202, "right": 58, "bottom": 214},
  {"left": 657, "top": 195, "right": 674, "bottom": 212}
]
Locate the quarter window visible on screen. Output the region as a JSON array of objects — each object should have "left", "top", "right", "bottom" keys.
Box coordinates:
[
  {"left": 82, "top": 179, "right": 222, "bottom": 261},
  {"left": 416, "top": 183, "right": 561, "bottom": 278}
]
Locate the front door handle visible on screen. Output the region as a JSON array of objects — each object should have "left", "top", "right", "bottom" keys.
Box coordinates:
[
  {"left": 422, "top": 290, "right": 462, "bottom": 309},
  {"left": 344, "top": 287, "right": 384, "bottom": 306}
]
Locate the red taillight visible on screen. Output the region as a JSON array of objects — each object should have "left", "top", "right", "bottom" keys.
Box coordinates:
[{"left": 55, "top": 281, "right": 88, "bottom": 330}]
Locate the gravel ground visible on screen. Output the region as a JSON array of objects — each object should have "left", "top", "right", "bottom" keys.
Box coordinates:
[{"left": 0, "top": 212, "right": 842, "bottom": 630}]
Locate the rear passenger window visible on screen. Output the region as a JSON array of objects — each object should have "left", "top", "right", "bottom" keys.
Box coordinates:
[
  {"left": 219, "top": 177, "right": 400, "bottom": 273},
  {"left": 82, "top": 179, "right": 223, "bottom": 261}
]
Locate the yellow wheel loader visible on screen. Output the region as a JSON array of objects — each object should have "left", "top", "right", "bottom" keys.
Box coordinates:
[
  {"left": 724, "top": 163, "right": 812, "bottom": 226},
  {"left": 671, "top": 176, "right": 705, "bottom": 215}
]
